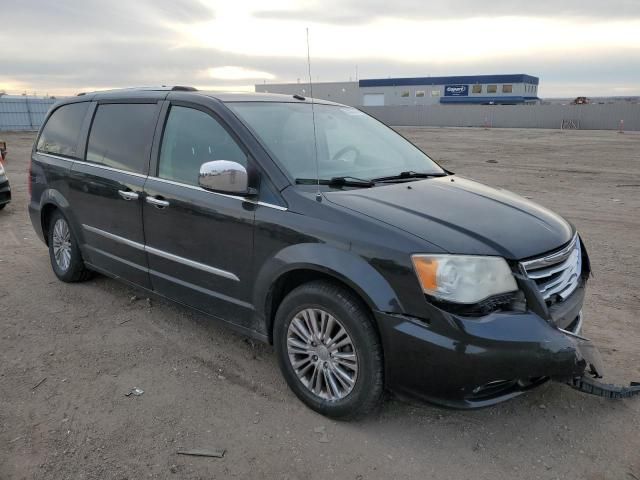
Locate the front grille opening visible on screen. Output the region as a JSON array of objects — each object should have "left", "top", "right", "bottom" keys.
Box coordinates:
[
  {"left": 469, "top": 377, "right": 549, "bottom": 400},
  {"left": 470, "top": 379, "right": 517, "bottom": 399},
  {"left": 521, "top": 234, "right": 582, "bottom": 306}
]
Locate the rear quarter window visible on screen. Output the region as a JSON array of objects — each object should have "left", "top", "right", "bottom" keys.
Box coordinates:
[
  {"left": 36, "top": 102, "right": 90, "bottom": 158},
  {"left": 86, "top": 103, "right": 158, "bottom": 174}
]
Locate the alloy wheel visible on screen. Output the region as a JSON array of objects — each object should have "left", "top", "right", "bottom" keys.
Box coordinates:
[
  {"left": 286, "top": 308, "right": 359, "bottom": 401},
  {"left": 52, "top": 218, "right": 72, "bottom": 272}
]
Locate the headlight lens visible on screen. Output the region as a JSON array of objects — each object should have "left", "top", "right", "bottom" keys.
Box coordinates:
[{"left": 411, "top": 254, "right": 517, "bottom": 304}]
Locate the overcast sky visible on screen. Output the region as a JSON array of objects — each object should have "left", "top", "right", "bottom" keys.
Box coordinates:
[{"left": 1, "top": 0, "right": 639, "bottom": 97}]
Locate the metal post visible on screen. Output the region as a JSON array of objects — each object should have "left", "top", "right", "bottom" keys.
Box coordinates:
[{"left": 24, "top": 96, "right": 34, "bottom": 130}]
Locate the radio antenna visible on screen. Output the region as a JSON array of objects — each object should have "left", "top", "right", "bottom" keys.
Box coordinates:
[{"left": 306, "top": 27, "right": 321, "bottom": 202}]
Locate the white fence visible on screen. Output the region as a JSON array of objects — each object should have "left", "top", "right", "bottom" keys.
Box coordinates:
[{"left": 361, "top": 103, "right": 640, "bottom": 131}]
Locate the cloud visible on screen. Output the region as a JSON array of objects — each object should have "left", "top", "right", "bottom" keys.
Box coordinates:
[
  {"left": 0, "top": 0, "right": 638, "bottom": 97},
  {"left": 255, "top": 0, "right": 640, "bottom": 23}
]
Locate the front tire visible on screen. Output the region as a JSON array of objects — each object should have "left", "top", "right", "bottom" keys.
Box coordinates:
[
  {"left": 47, "top": 210, "right": 92, "bottom": 282},
  {"left": 274, "top": 281, "right": 384, "bottom": 419}
]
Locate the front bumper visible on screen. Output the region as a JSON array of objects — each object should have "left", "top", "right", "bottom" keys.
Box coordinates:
[
  {"left": 0, "top": 178, "right": 10, "bottom": 206},
  {"left": 375, "top": 307, "right": 596, "bottom": 408}
]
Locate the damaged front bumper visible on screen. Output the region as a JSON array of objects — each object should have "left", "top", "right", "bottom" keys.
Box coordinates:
[
  {"left": 375, "top": 306, "right": 640, "bottom": 408},
  {"left": 376, "top": 242, "right": 640, "bottom": 408},
  {"left": 561, "top": 326, "right": 640, "bottom": 399}
]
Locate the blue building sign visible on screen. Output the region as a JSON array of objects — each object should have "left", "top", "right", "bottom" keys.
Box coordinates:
[{"left": 444, "top": 85, "right": 468, "bottom": 96}]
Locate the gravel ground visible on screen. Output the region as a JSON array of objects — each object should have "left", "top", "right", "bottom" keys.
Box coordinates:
[{"left": 1, "top": 127, "right": 639, "bottom": 480}]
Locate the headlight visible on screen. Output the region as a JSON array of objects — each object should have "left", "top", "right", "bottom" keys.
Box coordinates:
[{"left": 411, "top": 254, "right": 517, "bottom": 304}]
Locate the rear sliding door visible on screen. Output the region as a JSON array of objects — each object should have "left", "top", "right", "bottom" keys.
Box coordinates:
[{"left": 69, "top": 101, "right": 160, "bottom": 288}]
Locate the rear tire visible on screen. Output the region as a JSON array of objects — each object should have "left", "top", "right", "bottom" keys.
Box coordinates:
[
  {"left": 0, "top": 204, "right": 5, "bottom": 210},
  {"left": 274, "top": 280, "right": 384, "bottom": 420},
  {"left": 47, "top": 210, "right": 92, "bottom": 282}
]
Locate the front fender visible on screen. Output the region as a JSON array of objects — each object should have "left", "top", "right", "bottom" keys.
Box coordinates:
[{"left": 253, "top": 243, "right": 404, "bottom": 335}]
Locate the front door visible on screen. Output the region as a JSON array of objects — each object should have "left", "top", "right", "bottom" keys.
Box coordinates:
[
  {"left": 142, "top": 104, "right": 256, "bottom": 329},
  {"left": 69, "top": 101, "right": 160, "bottom": 288}
]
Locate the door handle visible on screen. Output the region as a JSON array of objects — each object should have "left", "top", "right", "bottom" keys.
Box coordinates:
[
  {"left": 146, "top": 196, "right": 170, "bottom": 208},
  {"left": 118, "top": 190, "right": 139, "bottom": 201}
]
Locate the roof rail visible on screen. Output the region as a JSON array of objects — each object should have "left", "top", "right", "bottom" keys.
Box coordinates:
[
  {"left": 75, "top": 86, "right": 197, "bottom": 96},
  {"left": 171, "top": 86, "right": 198, "bottom": 91}
]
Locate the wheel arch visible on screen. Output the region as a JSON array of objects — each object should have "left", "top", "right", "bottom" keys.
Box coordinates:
[
  {"left": 39, "top": 189, "right": 78, "bottom": 246},
  {"left": 253, "top": 243, "right": 403, "bottom": 343}
]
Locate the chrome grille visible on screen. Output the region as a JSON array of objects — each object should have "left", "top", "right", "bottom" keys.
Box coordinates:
[{"left": 521, "top": 234, "right": 582, "bottom": 303}]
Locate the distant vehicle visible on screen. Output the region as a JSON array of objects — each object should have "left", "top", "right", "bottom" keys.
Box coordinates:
[
  {"left": 0, "top": 160, "right": 10, "bottom": 210},
  {"left": 572, "top": 96, "right": 591, "bottom": 105},
  {"left": 27, "top": 87, "right": 636, "bottom": 419}
]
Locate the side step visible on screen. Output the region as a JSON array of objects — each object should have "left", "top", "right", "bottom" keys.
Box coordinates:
[{"left": 569, "top": 376, "right": 640, "bottom": 399}]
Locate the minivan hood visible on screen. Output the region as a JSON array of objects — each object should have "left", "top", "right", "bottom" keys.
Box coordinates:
[{"left": 324, "top": 176, "right": 573, "bottom": 260}]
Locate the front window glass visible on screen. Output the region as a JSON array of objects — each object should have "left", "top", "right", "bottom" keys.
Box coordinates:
[
  {"left": 228, "top": 102, "right": 443, "bottom": 181},
  {"left": 159, "top": 106, "right": 246, "bottom": 186}
]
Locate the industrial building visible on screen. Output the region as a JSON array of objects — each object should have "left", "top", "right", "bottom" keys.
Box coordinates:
[{"left": 256, "top": 74, "right": 540, "bottom": 107}]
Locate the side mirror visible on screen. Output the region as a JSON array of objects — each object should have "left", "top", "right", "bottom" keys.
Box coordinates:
[{"left": 198, "top": 160, "right": 253, "bottom": 196}]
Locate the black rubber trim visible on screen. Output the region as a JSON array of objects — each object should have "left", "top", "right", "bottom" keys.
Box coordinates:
[{"left": 569, "top": 376, "right": 640, "bottom": 399}]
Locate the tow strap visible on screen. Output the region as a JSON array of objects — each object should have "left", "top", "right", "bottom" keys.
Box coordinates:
[{"left": 569, "top": 376, "right": 640, "bottom": 399}]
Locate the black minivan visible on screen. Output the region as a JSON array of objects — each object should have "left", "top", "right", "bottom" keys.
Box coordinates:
[{"left": 29, "top": 86, "right": 599, "bottom": 418}]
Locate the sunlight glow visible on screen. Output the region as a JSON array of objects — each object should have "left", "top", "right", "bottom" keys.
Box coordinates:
[{"left": 206, "top": 66, "right": 275, "bottom": 80}]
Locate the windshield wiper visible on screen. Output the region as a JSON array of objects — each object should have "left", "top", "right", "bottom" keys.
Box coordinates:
[
  {"left": 371, "top": 171, "right": 448, "bottom": 183},
  {"left": 295, "top": 176, "right": 375, "bottom": 187}
]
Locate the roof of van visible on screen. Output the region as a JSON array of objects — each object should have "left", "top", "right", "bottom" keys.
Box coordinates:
[{"left": 72, "top": 86, "right": 343, "bottom": 106}]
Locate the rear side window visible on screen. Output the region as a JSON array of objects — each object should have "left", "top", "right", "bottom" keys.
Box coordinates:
[
  {"left": 86, "top": 103, "right": 158, "bottom": 174},
  {"left": 158, "top": 106, "right": 246, "bottom": 186},
  {"left": 36, "top": 102, "right": 89, "bottom": 158}
]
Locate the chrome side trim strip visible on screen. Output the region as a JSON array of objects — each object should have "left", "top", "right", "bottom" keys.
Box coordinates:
[
  {"left": 149, "top": 176, "right": 240, "bottom": 199},
  {"left": 256, "top": 200, "right": 288, "bottom": 211},
  {"left": 37, "top": 152, "right": 149, "bottom": 179},
  {"left": 82, "top": 224, "right": 239, "bottom": 281},
  {"left": 37, "top": 152, "right": 288, "bottom": 211},
  {"left": 84, "top": 244, "right": 148, "bottom": 272},
  {"left": 147, "top": 176, "right": 288, "bottom": 211},
  {"left": 37, "top": 152, "right": 75, "bottom": 163},
  {"left": 72, "top": 159, "right": 148, "bottom": 179},
  {"left": 145, "top": 245, "right": 239, "bottom": 281},
  {"left": 149, "top": 268, "right": 252, "bottom": 310},
  {"left": 83, "top": 224, "right": 145, "bottom": 251}
]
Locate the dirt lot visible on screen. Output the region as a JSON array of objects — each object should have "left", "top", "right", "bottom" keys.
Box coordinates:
[{"left": 1, "top": 127, "right": 639, "bottom": 480}]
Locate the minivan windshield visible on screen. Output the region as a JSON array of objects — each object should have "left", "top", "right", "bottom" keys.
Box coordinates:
[{"left": 228, "top": 102, "right": 444, "bottom": 182}]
